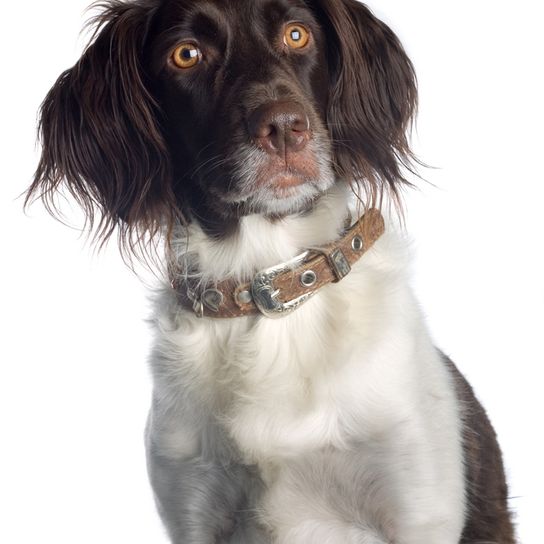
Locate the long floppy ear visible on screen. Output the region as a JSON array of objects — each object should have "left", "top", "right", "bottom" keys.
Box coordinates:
[
  {"left": 312, "top": 0, "right": 418, "bottom": 208},
  {"left": 26, "top": 0, "right": 178, "bottom": 249}
]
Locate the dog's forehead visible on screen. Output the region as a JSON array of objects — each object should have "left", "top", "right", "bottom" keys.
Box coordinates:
[{"left": 158, "top": 0, "right": 315, "bottom": 31}]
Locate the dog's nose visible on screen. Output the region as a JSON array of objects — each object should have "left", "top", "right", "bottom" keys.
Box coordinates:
[{"left": 248, "top": 101, "right": 310, "bottom": 155}]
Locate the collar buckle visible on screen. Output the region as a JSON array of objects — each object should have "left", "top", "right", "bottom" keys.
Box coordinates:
[{"left": 251, "top": 250, "right": 316, "bottom": 318}]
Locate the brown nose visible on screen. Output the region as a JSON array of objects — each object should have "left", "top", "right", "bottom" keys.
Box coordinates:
[{"left": 248, "top": 101, "right": 310, "bottom": 156}]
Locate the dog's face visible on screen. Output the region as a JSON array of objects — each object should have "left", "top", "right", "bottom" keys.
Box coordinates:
[
  {"left": 27, "top": 0, "right": 417, "bottom": 242},
  {"left": 150, "top": 0, "right": 334, "bottom": 226},
  {"left": 152, "top": 0, "right": 335, "bottom": 226}
]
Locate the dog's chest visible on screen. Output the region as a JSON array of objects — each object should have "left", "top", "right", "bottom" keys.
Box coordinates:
[
  {"left": 183, "top": 290, "right": 346, "bottom": 413},
  {"left": 165, "top": 265, "right": 412, "bottom": 466},
  {"left": 157, "top": 209, "right": 420, "bottom": 465}
]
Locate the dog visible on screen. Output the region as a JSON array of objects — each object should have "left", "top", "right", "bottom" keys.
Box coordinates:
[{"left": 26, "top": 0, "right": 515, "bottom": 542}]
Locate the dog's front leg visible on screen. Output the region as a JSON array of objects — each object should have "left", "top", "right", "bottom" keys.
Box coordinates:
[
  {"left": 145, "top": 397, "right": 270, "bottom": 544},
  {"left": 382, "top": 420, "right": 466, "bottom": 544},
  {"left": 147, "top": 451, "right": 240, "bottom": 543}
]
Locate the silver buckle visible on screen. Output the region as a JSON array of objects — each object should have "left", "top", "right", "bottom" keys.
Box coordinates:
[{"left": 251, "top": 251, "right": 316, "bottom": 318}]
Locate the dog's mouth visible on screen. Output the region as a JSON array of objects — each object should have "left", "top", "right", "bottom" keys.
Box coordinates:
[
  {"left": 269, "top": 172, "right": 306, "bottom": 190},
  {"left": 264, "top": 171, "right": 312, "bottom": 201},
  {"left": 222, "top": 157, "right": 334, "bottom": 214},
  {"left": 258, "top": 155, "right": 319, "bottom": 197},
  {"left": 218, "top": 146, "right": 334, "bottom": 215}
]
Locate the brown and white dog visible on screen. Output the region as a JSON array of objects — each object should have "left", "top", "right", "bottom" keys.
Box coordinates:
[{"left": 26, "top": 0, "right": 515, "bottom": 542}]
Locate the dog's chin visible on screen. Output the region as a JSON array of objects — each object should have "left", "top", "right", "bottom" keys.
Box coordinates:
[{"left": 222, "top": 172, "right": 335, "bottom": 217}]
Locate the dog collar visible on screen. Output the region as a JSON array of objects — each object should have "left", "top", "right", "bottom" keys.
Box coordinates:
[{"left": 172, "top": 209, "right": 385, "bottom": 319}]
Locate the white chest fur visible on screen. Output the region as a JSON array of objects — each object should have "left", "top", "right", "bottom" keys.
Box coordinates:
[{"left": 149, "top": 188, "right": 466, "bottom": 543}]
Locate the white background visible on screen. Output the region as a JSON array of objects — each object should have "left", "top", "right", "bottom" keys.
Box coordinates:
[{"left": 1, "top": 0, "right": 542, "bottom": 542}]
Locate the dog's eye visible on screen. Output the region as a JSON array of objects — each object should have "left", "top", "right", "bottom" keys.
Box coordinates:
[
  {"left": 284, "top": 23, "right": 310, "bottom": 49},
  {"left": 171, "top": 43, "right": 202, "bottom": 69}
]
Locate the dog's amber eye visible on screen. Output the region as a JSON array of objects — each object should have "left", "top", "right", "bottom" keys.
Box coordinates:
[
  {"left": 284, "top": 23, "right": 310, "bottom": 49},
  {"left": 172, "top": 43, "right": 202, "bottom": 69}
]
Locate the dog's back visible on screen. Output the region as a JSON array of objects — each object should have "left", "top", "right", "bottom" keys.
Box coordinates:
[{"left": 444, "top": 355, "right": 515, "bottom": 542}]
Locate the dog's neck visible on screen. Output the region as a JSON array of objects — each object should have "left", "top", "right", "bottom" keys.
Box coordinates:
[
  {"left": 174, "top": 208, "right": 384, "bottom": 318},
  {"left": 167, "top": 184, "right": 386, "bottom": 319},
  {"left": 169, "top": 184, "right": 353, "bottom": 286}
]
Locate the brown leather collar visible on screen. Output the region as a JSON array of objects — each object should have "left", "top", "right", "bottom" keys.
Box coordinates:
[{"left": 172, "top": 209, "right": 385, "bottom": 319}]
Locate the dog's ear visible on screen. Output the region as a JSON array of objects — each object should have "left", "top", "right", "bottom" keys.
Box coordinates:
[
  {"left": 26, "top": 1, "right": 178, "bottom": 248},
  {"left": 312, "top": 0, "right": 418, "bottom": 207}
]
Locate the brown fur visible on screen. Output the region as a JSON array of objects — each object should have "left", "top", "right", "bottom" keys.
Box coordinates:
[{"left": 443, "top": 353, "right": 516, "bottom": 542}]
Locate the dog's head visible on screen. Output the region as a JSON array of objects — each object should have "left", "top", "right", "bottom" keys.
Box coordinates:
[{"left": 27, "top": 0, "right": 417, "bottom": 243}]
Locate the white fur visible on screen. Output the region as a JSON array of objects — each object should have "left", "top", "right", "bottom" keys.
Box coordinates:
[{"left": 148, "top": 184, "right": 466, "bottom": 543}]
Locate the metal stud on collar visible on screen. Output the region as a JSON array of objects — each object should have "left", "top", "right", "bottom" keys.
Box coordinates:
[
  {"left": 300, "top": 270, "right": 317, "bottom": 287},
  {"left": 351, "top": 235, "right": 364, "bottom": 251},
  {"left": 202, "top": 289, "right": 224, "bottom": 312},
  {"left": 236, "top": 289, "right": 253, "bottom": 305},
  {"left": 328, "top": 248, "right": 351, "bottom": 280},
  {"left": 192, "top": 299, "right": 204, "bottom": 318}
]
